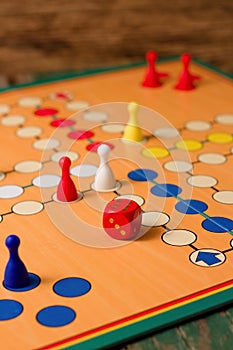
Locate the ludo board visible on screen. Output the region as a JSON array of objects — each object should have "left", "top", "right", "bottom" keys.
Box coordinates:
[{"left": 0, "top": 58, "right": 232, "bottom": 350}]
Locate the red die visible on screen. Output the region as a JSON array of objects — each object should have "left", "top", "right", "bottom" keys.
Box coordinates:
[{"left": 103, "top": 199, "right": 142, "bottom": 240}]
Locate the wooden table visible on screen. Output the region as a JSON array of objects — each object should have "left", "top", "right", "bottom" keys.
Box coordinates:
[
  {"left": 0, "top": 0, "right": 232, "bottom": 86},
  {"left": 118, "top": 307, "right": 233, "bottom": 350}
]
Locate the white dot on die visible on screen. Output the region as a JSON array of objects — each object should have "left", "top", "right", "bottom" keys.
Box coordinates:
[
  {"left": 32, "top": 174, "right": 60, "bottom": 188},
  {"left": 162, "top": 229, "right": 197, "bottom": 246}
]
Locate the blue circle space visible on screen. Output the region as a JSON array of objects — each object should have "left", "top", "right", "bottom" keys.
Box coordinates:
[
  {"left": 202, "top": 216, "right": 233, "bottom": 233},
  {"left": 0, "top": 299, "right": 23, "bottom": 321},
  {"left": 176, "top": 199, "right": 208, "bottom": 214},
  {"left": 53, "top": 277, "right": 91, "bottom": 297},
  {"left": 36, "top": 305, "right": 76, "bottom": 327},
  {"left": 128, "top": 169, "right": 158, "bottom": 182},
  {"left": 151, "top": 183, "right": 182, "bottom": 197}
]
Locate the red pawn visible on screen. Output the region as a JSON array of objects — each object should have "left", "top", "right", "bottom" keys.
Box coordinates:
[
  {"left": 175, "top": 53, "right": 201, "bottom": 91},
  {"left": 142, "top": 50, "right": 169, "bottom": 88},
  {"left": 57, "top": 156, "right": 78, "bottom": 202}
]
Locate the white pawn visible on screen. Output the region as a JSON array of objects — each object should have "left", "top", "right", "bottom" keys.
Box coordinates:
[{"left": 94, "top": 144, "right": 117, "bottom": 192}]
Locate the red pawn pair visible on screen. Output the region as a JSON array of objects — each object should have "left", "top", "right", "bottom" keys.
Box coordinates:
[{"left": 142, "top": 51, "right": 201, "bottom": 91}]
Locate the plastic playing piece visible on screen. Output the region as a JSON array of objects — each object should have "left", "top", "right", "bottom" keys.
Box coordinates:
[
  {"left": 142, "top": 50, "right": 169, "bottom": 88},
  {"left": 122, "top": 102, "right": 143, "bottom": 142},
  {"left": 57, "top": 156, "right": 78, "bottom": 202},
  {"left": 103, "top": 199, "right": 142, "bottom": 240},
  {"left": 94, "top": 144, "right": 116, "bottom": 191},
  {"left": 4, "top": 235, "right": 29, "bottom": 289},
  {"left": 175, "top": 53, "right": 201, "bottom": 91}
]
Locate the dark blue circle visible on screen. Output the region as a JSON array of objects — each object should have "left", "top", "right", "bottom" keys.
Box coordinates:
[
  {"left": 175, "top": 199, "right": 208, "bottom": 214},
  {"left": 0, "top": 299, "right": 23, "bottom": 321},
  {"left": 202, "top": 216, "right": 233, "bottom": 233},
  {"left": 36, "top": 305, "right": 76, "bottom": 327},
  {"left": 128, "top": 169, "right": 158, "bottom": 182},
  {"left": 53, "top": 277, "right": 91, "bottom": 297},
  {"left": 3, "top": 273, "right": 40, "bottom": 292},
  {"left": 151, "top": 183, "right": 182, "bottom": 197}
]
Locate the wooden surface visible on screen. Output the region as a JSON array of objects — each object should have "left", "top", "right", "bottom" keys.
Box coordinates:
[
  {"left": 0, "top": 0, "right": 232, "bottom": 87},
  {"left": 119, "top": 307, "right": 233, "bottom": 350}
]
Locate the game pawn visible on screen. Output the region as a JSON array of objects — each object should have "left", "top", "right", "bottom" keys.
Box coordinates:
[
  {"left": 93, "top": 144, "right": 119, "bottom": 192},
  {"left": 175, "top": 53, "right": 201, "bottom": 91},
  {"left": 122, "top": 102, "right": 144, "bottom": 143},
  {"left": 57, "top": 156, "right": 78, "bottom": 202},
  {"left": 142, "top": 50, "right": 169, "bottom": 88},
  {"left": 4, "top": 235, "right": 29, "bottom": 289}
]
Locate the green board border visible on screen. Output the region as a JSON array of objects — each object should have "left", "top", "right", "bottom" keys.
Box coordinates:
[
  {"left": 0, "top": 56, "right": 231, "bottom": 94},
  {"left": 65, "top": 284, "right": 233, "bottom": 350},
  {"left": 1, "top": 57, "right": 232, "bottom": 350}
]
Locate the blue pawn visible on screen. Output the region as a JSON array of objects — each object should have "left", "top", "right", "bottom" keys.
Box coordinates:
[{"left": 4, "top": 235, "right": 29, "bottom": 289}]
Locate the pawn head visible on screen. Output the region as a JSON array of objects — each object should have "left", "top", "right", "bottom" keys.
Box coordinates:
[
  {"left": 128, "top": 101, "right": 139, "bottom": 115},
  {"left": 5, "top": 235, "right": 20, "bottom": 249},
  {"left": 146, "top": 50, "right": 158, "bottom": 63},
  {"left": 59, "top": 156, "right": 71, "bottom": 169},
  {"left": 181, "top": 53, "right": 191, "bottom": 66},
  {"left": 97, "top": 144, "right": 111, "bottom": 157}
]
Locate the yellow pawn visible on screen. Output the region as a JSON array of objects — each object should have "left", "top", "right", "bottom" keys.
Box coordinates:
[{"left": 122, "top": 102, "right": 144, "bottom": 142}]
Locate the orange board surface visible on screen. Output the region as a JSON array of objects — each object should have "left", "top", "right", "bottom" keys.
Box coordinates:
[{"left": 0, "top": 59, "right": 232, "bottom": 350}]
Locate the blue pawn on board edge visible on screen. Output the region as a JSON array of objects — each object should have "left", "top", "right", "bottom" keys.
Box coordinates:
[{"left": 4, "top": 235, "right": 29, "bottom": 289}]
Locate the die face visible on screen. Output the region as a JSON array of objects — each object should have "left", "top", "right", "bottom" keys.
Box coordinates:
[{"left": 103, "top": 199, "right": 142, "bottom": 240}]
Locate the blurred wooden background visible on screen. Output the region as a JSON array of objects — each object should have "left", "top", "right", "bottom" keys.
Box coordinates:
[{"left": 0, "top": 0, "right": 232, "bottom": 86}]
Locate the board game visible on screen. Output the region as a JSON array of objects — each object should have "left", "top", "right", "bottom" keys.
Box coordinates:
[{"left": 0, "top": 57, "right": 232, "bottom": 350}]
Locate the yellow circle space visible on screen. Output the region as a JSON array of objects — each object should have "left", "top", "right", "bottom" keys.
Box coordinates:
[
  {"left": 142, "top": 147, "right": 169, "bottom": 158},
  {"left": 208, "top": 132, "right": 233, "bottom": 144},
  {"left": 176, "top": 139, "right": 203, "bottom": 151}
]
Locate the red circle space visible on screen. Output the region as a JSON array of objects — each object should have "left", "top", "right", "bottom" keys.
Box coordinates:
[
  {"left": 35, "top": 108, "right": 59, "bottom": 117},
  {"left": 68, "top": 130, "right": 94, "bottom": 140},
  {"left": 50, "top": 119, "right": 75, "bottom": 127},
  {"left": 54, "top": 92, "right": 70, "bottom": 99},
  {"left": 86, "top": 142, "right": 114, "bottom": 152}
]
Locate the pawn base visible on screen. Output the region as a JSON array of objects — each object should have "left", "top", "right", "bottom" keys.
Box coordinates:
[
  {"left": 91, "top": 181, "right": 121, "bottom": 193},
  {"left": 3, "top": 273, "right": 41, "bottom": 292}
]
